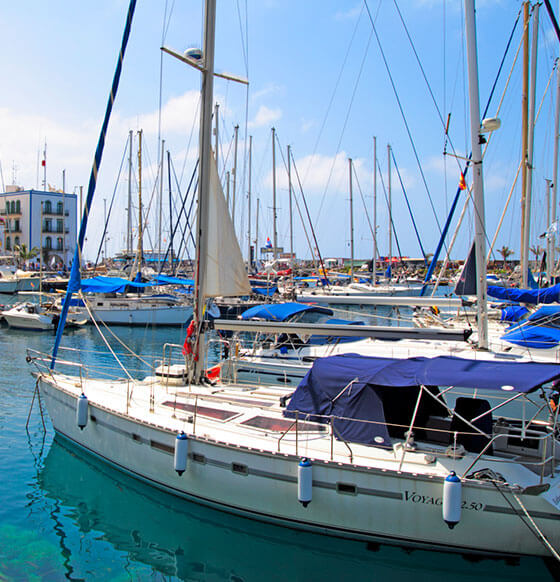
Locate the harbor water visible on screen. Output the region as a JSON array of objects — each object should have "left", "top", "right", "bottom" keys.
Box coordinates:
[{"left": 0, "top": 313, "right": 556, "bottom": 581}]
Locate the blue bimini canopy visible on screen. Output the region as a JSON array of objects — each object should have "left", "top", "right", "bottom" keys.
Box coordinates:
[
  {"left": 241, "top": 302, "right": 332, "bottom": 321},
  {"left": 285, "top": 354, "right": 560, "bottom": 446},
  {"left": 488, "top": 283, "right": 560, "bottom": 304},
  {"left": 252, "top": 286, "right": 278, "bottom": 297},
  {"left": 79, "top": 276, "right": 154, "bottom": 293}
]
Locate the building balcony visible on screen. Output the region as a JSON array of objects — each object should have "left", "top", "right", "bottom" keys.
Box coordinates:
[{"left": 41, "top": 209, "right": 65, "bottom": 216}]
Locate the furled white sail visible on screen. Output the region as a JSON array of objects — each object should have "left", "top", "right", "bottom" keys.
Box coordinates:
[{"left": 203, "top": 155, "right": 252, "bottom": 298}]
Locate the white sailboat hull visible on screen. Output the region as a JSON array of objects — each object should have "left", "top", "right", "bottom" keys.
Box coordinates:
[{"left": 39, "top": 376, "right": 560, "bottom": 558}]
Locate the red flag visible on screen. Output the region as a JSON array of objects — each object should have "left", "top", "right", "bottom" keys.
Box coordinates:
[
  {"left": 459, "top": 172, "right": 466, "bottom": 191},
  {"left": 41, "top": 159, "right": 46, "bottom": 167}
]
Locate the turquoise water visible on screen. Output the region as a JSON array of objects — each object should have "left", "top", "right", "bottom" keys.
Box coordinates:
[{"left": 0, "top": 320, "right": 556, "bottom": 581}]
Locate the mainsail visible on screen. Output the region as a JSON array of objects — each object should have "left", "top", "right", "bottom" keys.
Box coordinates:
[{"left": 203, "top": 155, "right": 252, "bottom": 298}]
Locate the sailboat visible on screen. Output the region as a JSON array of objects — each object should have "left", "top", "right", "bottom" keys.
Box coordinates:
[{"left": 28, "top": 0, "right": 560, "bottom": 561}]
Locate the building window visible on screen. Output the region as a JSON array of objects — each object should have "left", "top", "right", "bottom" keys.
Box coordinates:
[
  {"left": 14, "top": 236, "right": 20, "bottom": 247},
  {"left": 45, "top": 236, "right": 52, "bottom": 250},
  {"left": 56, "top": 219, "right": 63, "bottom": 233},
  {"left": 14, "top": 219, "right": 20, "bottom": 232},
  {"left": 10, "top": 201, "right": 15, "bottom": 214},
  {"left": 56, "top": 237, "right": 63, "bottom": 250},
  {"left": 6, "top": 236, "right": 10, "bottom": 250},
  {"left": 44, "top": 200, "right": 52, "bottom": 214},
  {"left": 15, "top": 200, "right": 20, "bottom": 213},
  {"left": 57, "top": 201, "right": 63, "bottom": 215},
  {"left": 44, "top": 219, "right": 52, "bottom": 232}
]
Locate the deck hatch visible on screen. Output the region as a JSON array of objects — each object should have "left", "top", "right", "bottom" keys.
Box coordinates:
[
  {"left": 240, "top": 415, "right": 326, "bottom": 432},
  {"left": 162, "top": 400, "right": 238, "bottom": 421}
]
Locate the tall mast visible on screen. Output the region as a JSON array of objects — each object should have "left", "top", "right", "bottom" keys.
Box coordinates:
[
  {"left": 387, "top": 144, "right": 392, "bottom": 274},
  {"left": 214, "top": 102, "right": 219, "bottom": 170},
  {"left": 288, "top": 144, "right": 294, "bottom": 278},
  {"left": 232, "top": 124, "right": 239, "bottom": 226},
  {"left": 127, "top": 130, "right": 133, "bottom": 256},
  {"left": 167, "top": 150, "right": 174, "bottom": 273},
  {"left": 255, "top": 198, "right": 260, "bottom": 266},
  {"left": 551, "top": 1, "right": 560, "bottom": 278},
  {"left": 349, "top": 158, "right": 354, "bottom": 281},
  {"left": 272, "top": 127, "right": 278, "bottom": 261},
  {"left": 193, "top": 0, "right": 217, "bottom": 380},
  {"left": 373, "top": 136, "right": 377, "bottom": 286},
  {"left": 136, "top": 129, "right": 143, "bottom": 275},
  {"left": 520, "top": 2, "right": 530, "bottom": 287},
  {"left": 247, "top": 135, "right": 252, "bottom": 268},
  {"left": 525, "top": 2, "right": 540, "bottom": 281},
  {"left": 465, "top": 0, "right": 488, "bottom": 349},
  {"left": 158, "top": 139, "right": 165, "bottom": 270}
]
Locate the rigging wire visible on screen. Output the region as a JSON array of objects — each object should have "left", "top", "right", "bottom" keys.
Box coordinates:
[{"left": 364, "top": 0, "right": 443, "bottom": 235}]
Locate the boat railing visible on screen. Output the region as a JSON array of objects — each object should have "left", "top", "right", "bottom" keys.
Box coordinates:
[{"left": 275, "top": 406, "right": 557, "bottom": 476}]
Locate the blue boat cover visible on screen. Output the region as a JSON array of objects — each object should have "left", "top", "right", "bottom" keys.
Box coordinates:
[
  {"left": 500, "top": 326, "right": 560, "bottom": 349},
  {"left": 286, "top": 354, "right": 560, "bottom": 446},
  {"left": 79, "top": 276, "right": 154, "bottom": 293},
  {"left": 252, "top": 286, "right": 278, "bottom": 296},
  {"left": 241, "top": 302, "right": 332, "bottom": 321},
  {"left": 152, "top": 274, "right": 194, "bottom": 287},
  {"left": 488, "top": 283, "right": 560, "bottom": 304},
  {"left": 527, "top": 305, "right": 560, "bottom": 322},
  {"left": 500, "top": 305, "right": 528, "bottom": 322}
]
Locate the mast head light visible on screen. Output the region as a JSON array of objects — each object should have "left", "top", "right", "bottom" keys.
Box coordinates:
[
  {"left": 184, "top": 47, "right": 203, "bottom": 61},
  {"left": 481, "top": 117, "right": 501, "bottom": 133}
]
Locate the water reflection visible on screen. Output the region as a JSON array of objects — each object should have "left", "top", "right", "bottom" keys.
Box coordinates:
[{"left": 37, "top": 436, "right": 552, "bottom": 582}]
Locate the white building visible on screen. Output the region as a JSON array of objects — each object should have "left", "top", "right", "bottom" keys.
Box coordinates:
[{"left": 0, "top": 186, "right": 78, "bottom": 268}]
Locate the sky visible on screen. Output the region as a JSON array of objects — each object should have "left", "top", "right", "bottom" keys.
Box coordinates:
[{"left": 0, "top": 0, "right": 558, "bottom": 264}]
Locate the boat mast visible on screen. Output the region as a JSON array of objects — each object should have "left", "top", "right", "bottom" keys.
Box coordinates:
[
  {"left": 288, "top": 144, "right": 294, "bottom": 281},
  {"left": 465, "top": 0, "right": 488, "bottom": 349},
  {"left": 373, "top": 136, "right": 377, "bottom": 286},
  {"left": 527, "top": 3, "right": 540, "bottom": 279},
  {"left": 349, "top": 158, "right": 354, "bottom": 282},
  {"left": 135, "top": 129, "right": 143, "bottom": 276},
  {"left": 551, "top": 7, "right": 560, "bottom": 279},
  {"left": 247, "top": 135, "right": 252, "bottom": 269},
  {"left": 127, "top": 130, "right": 133, "bottom": 257},
  {"left": 193, "top": 0, "right": 217, "bottom": 381},
  {"left": 158, "top": 139, "right": 164, "bottom": 270},
  {"left": 214, "top": 102, "right": 219, "bottom": 170},
  {"left": 520, "top": 2, "right": 530, "bottom": 287},
  {"left": 387, "top": 144, "right": 392, "bottom": 277},
  {"left": 232, "top": 124, "right": 239, "bottom": 227},
  {"left": 272, "top": 127, "right": 278, "bottom": 261}
]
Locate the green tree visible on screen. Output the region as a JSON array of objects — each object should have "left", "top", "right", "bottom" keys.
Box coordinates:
[
  {"left": 14, "top": 243, "right": 39, "bottom": 268},
  {"left": 497, "top": 245, "right": 514, "bottom": 269}
]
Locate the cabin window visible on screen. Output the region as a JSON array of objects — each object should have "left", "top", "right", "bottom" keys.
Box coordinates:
[
  {"left": 336, "top": 482, "right": 357, "bottom": 495},
  {"left": 241, "top": 415, "right": 326, "bottom": 433},
  {"left": 232, "top": 462, "right": 248, "bottom": 475},
  {"left": 192, "top": 452, "right": 206, "bottom": 464}
]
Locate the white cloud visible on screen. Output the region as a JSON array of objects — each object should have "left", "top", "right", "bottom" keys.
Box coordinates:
[{"left": 248, "top": 105, "right": 282, "bottom": 129}]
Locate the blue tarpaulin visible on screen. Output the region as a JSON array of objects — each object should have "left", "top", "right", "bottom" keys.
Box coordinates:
[
  {"left": 152, "top": 274, "right": 194, "bottom": 287},
  {"left": 241, "top": 302, "right": 332, "bottom": 321},
  {"left": 488, "top": 284, "right": 560, "bottom": 304},
  {"left": 286, "top": 353, "right": 560, "bottom": 446},
  {"left": 252, "top": 286, "right": 278, "bottom": 296},
  {"left": 500, "top": 306, "right": 528, "bottom": 322},
  {"left": 79, "top": 276, "right": 154, "bottom": 293},
  {"left": 500, "top": 326, "right": 560, "bottom": 349}
]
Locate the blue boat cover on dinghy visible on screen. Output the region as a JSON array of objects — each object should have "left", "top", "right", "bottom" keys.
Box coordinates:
[{"left": 488, "top": 283, "right": 560, "bottom": 304}]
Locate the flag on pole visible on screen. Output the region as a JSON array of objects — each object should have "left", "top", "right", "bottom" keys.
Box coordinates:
[
  {"left": 266, "top": 237, "right": 272, "bottom": 249},
  {"left": 459, "top": 172, "right": 467, "bottom": 191}
]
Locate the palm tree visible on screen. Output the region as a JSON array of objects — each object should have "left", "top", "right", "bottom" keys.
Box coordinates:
[
  {"left": 497, "top": 245, "right": 514, "bottom": 270},
  {"left": 529, "top": 245, "right": 544, "bottom": 270},
  {"left": 14, "top": 243, "right": 39, "bottom": 269}
]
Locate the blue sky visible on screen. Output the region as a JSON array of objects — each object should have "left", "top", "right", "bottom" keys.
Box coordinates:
[{"left": 0, "top": 1, "right": 558, "bottom": 263}]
